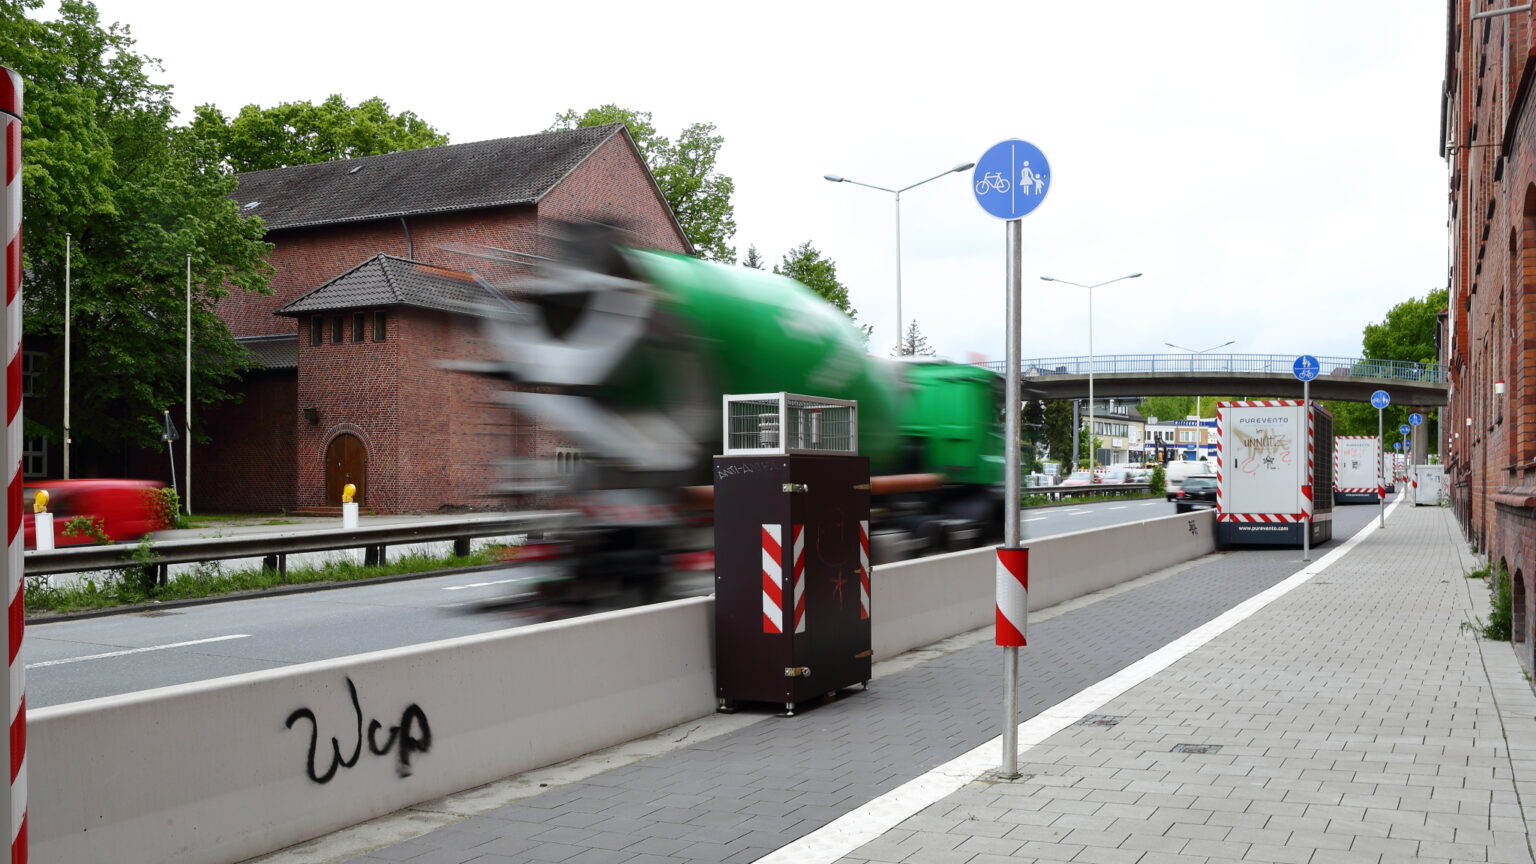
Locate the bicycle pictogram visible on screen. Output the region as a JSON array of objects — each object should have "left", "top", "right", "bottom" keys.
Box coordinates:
[{"left": 974, "top": 172, "right": 1010, "bottom": 195}]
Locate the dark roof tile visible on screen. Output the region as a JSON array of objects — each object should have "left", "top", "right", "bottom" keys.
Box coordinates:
[
  {"left": 238, "top": 335, "right": 297, "bottom": 370},
  {"left": 274, "top": 255, "right": 512, "bottom": 317},
  {"left": 235, "top": 125, "right": 622, "bottom": 231}
]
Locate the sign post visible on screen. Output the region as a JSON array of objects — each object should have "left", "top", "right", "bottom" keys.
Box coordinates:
[
  {"left": 1293, "top": 356, "right": 1319, "bottom": 562},
  {"left": 1408, "top": 412, "right": 1424, "bottom": 467},
  {"left": 1, "top": 64, "right": 24, "bottom": 862},
  {"left": 974, "top": 138, "right": 1050, "bottom": 779},
  {"left": 161, "top": 409, "right": 181, "bottom": 504},
  {"left": 1371, "top": 390, "right": 1390, "bottom": 528}
]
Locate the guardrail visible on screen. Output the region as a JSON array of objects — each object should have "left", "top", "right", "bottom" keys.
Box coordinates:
[
  {"left": 985, "top": 353, "right": 1445, "bottom": 384},
  {"left": 1025, "top": 482, "right": 1156, "bottom": 501},
  {"left": 23, "top": 513, "right": 570, "bottom": 579}
]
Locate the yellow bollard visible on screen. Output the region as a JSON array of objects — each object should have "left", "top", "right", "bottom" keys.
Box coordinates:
[
  {"left": 33, "top": 489, "right": 54, "bottom": 551},
  {"left": 342, "top": 483, "right": 356, "bottom": 504},
  {"left": 341, "top": 483, "right": 359, "bottom": 530}
]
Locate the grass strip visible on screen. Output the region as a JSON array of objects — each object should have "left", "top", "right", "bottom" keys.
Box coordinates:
[{"left": 25, "top": 546, "right": 505, "bottom": 615}]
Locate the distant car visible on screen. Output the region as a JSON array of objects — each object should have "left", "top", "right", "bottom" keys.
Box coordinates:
[
  {"left": 1173, "top": 474, "right": 1218, "bottom": 513},
  {"left": 24, "top": 479, "right": 170, "bottom": 548},
  {"left": 1060, "top": 471, "right": 1097, "bottom": 487},
  {"left": 1122, "top": 468, "right": 1151, "bottom": 484},
  {"left": 1164, "top": 460, "right": 1215, "bottom": 500},
  {"left": 1096, "top": 470, "right": 1129, "bottom": 485}
]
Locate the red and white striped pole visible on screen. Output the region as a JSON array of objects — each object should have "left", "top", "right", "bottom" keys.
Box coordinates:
[{"left": 1, "top": 65, "right": 26, "bottom": 864}]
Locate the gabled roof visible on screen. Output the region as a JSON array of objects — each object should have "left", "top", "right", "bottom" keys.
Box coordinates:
[
  {"left": 274, "top": 254, "right": 514, "bottom": 317},
  {"left": 234, "top": 124, "right": 623, "bottom": 232}
]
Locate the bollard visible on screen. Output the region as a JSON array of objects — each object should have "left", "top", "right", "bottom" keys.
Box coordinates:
[
  {"left": 34, "top": 489, "right": 53, "bottom": 551},
  {"left": 341, "top": 482, "right": 359, "bottom": 530}
]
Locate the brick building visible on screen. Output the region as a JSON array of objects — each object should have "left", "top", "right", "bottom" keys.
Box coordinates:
[
  {"left": 192, "top": 123, "right": 689, "bottom": 512},
  {"left": 1441, "top": 2, "right": 1536, "bottom": 672}
]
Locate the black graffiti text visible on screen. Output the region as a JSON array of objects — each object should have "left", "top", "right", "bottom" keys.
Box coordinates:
[{"left": 285, "top": 677, "right": 433, "bottom": 784}]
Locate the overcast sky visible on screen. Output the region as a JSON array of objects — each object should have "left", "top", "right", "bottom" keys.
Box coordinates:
[{"left": 91, "top": 0, "right": 1447, "bottom": 364}]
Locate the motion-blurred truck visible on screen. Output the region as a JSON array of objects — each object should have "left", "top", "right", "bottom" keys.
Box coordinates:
[{"left": 1215, "top": 400, "right": 1334, "bottom": 548}]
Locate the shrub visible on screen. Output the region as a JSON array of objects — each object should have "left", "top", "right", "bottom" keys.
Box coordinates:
[
  {"left": 146, "top": 487, "right": 186, "bottom": 530},
  {"left": 60, "top": 515, "right": 110, "bottom": 545},
  {"left": 1149, "top": 464, "right": 1166, "bottom": 497},
  {"left": 1482, "top": 565, "right": 1513, "bottom": 641}
]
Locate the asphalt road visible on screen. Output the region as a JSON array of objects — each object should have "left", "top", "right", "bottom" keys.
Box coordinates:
[{"left": 25, "top": 498, "right": 1383, "bottom": 708}]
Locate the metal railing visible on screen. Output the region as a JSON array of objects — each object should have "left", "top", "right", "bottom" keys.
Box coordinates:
[
  {"left": 1024, "top": 483, "right": 1155, "bottom": 501},
  {"left": 23, "top": 513, "right": 569, "bottom": 579},
  {"left": 983, "top": 354, "right": 1444, "bottom": 384}
]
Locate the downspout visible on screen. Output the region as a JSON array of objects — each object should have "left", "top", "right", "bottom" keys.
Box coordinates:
[{"left": 400, "top": 217, "right": 414, "bottom": 259}]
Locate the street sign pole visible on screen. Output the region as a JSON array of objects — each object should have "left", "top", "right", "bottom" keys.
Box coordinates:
[
  {"left": 1001, "top": 218, "right": 1021, "bottom": 779},
  {"left": 1302, "top": 377, "right": 1310, "bottom": 563},
  {"left": 1371, "top": 390, "right": 1390, "bottom": 530},
  {"left": 1293, "top": 355, "right": 1319, "bottom": 563},
  {"left": 974, "top": 138, "right": 1049, "bottom": 780}
]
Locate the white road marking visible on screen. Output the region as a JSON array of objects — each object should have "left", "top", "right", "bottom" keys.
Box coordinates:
[
  {"left": 28, "top": 634, "right": 251, "bottom": 669},
  {"left": 1140, "top": 502, "right": 1160, "bottom": 506},
  {"left": 1022, "top": 517, "right": 1047, "bottom": 523},
  {"left": 442, "top": 577, "right": 526, "bottom": 591},
  {"left": 1108, "top": 506, "right": 1128, "bottom": 510},
  {"left": 1065, "top": 511, "right": 1090, "bottom": 516},
  {"left": 755, "top": 495, "right": 1403, "bottom": 864}
]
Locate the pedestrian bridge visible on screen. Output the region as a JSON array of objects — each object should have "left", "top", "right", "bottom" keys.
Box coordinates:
[{"left": 980, "top": 354, "right": 1447, "bottom": 405}]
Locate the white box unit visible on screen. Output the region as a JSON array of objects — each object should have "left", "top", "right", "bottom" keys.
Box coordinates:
[
  {"left": 722, "top": 393, "right": 857, "bottom": 456},
  {"left": 1412, "top": 463, "right": 1444, "bottom": 506},
  {"left": 1334, "top": 435, "right": 1382, "bottom": 504},
  {"left": 1215, "top": 400, "right": 1334, "bottom": 548}
]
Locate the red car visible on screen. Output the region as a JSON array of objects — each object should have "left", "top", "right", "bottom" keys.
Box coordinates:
[{"left": 24, "top": 479, "right": 170, "bottom": 548}]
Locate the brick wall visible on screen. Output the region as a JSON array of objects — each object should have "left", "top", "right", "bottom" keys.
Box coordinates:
[
  {"left": 538, "top": 133, "right": 690, "bottom": 255},
  {"left": 192, "top": 371, "right": 297, "bottom": 511},
  {"left": 1444, "top": 1, "right": 1536, "bottom": 675}
]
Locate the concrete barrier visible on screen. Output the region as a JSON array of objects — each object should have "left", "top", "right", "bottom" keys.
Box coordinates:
[
  {"left": 872, "top": 510, "right": 1215, "bottom": 660},
  {"left": 27, "top": 510, "right": 1214, "bottom": 864}
]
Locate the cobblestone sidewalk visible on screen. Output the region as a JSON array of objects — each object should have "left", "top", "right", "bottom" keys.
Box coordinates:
[{"left": 839, "top": 505, "right": 1536, "bottom": 864}]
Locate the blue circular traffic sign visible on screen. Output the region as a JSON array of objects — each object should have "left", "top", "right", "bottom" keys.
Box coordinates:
[
  {"left": 1393, "top": 442, "right": 1402, "bottom": 451},
  {"left": 1409, "top": 412, "right": 1423, "bottom": 427},
  {"left": 1370, "top": 390, "right": 1390, "bottom": 410},
  {"left": 1293, "top": 355, "right": 1320, "bottom": 382},
  {"left": 972, "top": 139, "right": 1050, "bottom": 220},
  {"left": 1399, "top": 424, "right": 1411, "bottom": 435}
]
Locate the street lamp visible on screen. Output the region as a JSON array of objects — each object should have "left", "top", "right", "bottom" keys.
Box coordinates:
[
  {"left": 1164, "top": 340, "right": 1235, "bottom": 417},
  {"left": 825, "top": 161, "right": 975, "bottom": 354},
  {"left": 1041, "top": 273, "right": 1142, "bottom": 472}
]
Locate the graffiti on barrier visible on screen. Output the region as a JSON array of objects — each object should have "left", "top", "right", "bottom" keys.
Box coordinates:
[{"left": 285, "top": 676, "right": 433, "bottom": 784}]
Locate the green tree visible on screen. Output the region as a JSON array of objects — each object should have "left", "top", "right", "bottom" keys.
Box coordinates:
[
  {"left": 742, "top": 244, "right": 765, "bottom": 269},
  {"left": 1021, "top": 398, "right": 1045, "bottom": 475},
  {"left": 775, "top": 241, "right": 873, "bottom": 341},
  {"left": 5, "top": 0, "right": 274, "bottom": 448},
  {"left": 899, "top": 320, "right": 936, "bottom": 356},
  {"left": 185, "top": 94, "right": 447, "bottom": 173},
  {"left": 1139, "top": 395, "right": 1195, "bottom": 422},
  {"left": 1362, "top": 288, "right": 1448, "bottom": 364},
  {"left": 1041, "top": 399, "right": 1077, "bottom": 467},
  {"left": 550, "top": 105, "right": 737, "bottom": 261}
]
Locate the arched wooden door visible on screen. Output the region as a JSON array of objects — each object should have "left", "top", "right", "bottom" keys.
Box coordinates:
[{"left": 325, "top": 433, "right": 367, "bottom": 505}]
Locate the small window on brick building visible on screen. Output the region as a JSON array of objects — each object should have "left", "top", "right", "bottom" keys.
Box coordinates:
[
  {"left": 352, "top": 312, "right": 365, "bottom": 343},
  {"left": 331, "top": 317, "right": 343, "bottom": 345},
  {"left": 311, "top": 317, "right": 324, "bottom": 347},
  {"left": 373, "top": 310, "right": 387, "bottom": 342}
]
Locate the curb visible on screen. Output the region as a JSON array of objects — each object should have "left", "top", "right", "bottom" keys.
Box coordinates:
[{"left": 25, "top": 560, "right": 515, "bottom": 626}]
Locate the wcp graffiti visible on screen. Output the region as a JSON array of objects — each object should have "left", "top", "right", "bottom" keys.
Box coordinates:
[{"left": 286, "top": 676, "right": 433, "bottom": 784}]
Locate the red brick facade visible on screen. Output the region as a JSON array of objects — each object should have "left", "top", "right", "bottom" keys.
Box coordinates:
[
  {"left": 1443, "top": 3, "right": 1536, "bottom": 674},
  {"left": 203, "top": 129, "right": 688, "bottom": 513}
]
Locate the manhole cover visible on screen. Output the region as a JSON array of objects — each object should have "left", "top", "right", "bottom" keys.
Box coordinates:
[
  {"left": 1172, "top": 743, "right": 1221, "bottom": 754},
  {"left": 1077, "top": 715, "right": 1124, "bottom": 727}
]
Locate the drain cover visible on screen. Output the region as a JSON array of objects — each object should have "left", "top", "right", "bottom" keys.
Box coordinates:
[
  {"left": 1077, "top": 715, "right": 1124, "bottom": 727},
  {"left": 1172, "top": 743, "right": 1221, "bottom": 754},
  {"left": 136, "top": 609, "right": 182, "bottom": 618}
]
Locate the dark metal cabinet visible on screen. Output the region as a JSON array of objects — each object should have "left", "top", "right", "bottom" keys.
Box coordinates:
[{"left": 713, "top": 455, "right": 871, "bottom": 713}]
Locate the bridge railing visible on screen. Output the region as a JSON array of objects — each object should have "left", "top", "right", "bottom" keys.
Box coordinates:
[{"left": 980, "top": 354, "right": 1444, "bottom": 384}]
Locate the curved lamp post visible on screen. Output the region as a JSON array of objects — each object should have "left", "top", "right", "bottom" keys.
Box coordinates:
[
  {"left": 825, "top": 162, "right": 974, "bottom": 354},
  {"left": 1041, "top": 273, "right": 1142, "bottom": 471},
  {"left": 1164, "top": 340, "right": 1235, "bottom": 418}
]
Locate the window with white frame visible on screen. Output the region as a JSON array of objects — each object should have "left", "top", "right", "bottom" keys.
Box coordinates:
[{"left": 1178, "top": 430, "right": 1202, "bottom": 443}]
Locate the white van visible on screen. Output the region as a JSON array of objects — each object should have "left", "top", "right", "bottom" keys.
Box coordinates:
[{"left": 1163, "top": 460, "right": 1215, "bottom": 500}]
